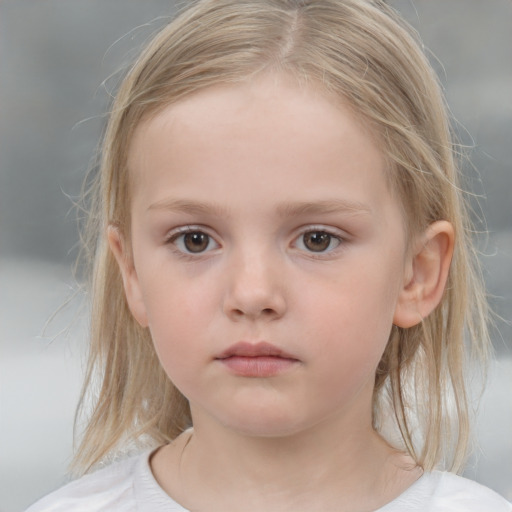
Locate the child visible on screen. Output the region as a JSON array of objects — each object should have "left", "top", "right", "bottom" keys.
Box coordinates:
[{"left": 27, "top": 0, "right": 511, "bottom": 510}]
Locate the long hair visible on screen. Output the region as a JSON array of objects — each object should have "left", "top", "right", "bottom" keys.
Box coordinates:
[{"left": 73, "top": 0, "right": 489, "bottom": 474}]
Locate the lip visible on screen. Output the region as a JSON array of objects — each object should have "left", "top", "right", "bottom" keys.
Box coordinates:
[
  {"left": 216, "top": 341, "right": 297, "bottom": 359},
  {"left": 215, "top": 342, "right": 299, "bottom": 377}
]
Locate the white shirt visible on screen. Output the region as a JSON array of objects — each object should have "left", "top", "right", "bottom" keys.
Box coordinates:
[{"left": 27, "top": 450, "right": 511, "bottom": 511}]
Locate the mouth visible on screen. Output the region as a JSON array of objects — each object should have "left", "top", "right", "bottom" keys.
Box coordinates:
[{"left": 215, "top": 341, "right": 299, "bottom": 377}]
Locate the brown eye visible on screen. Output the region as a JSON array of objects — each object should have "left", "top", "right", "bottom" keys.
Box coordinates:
[
  {"left": 301, "top": 231, "right": 340, "bottom": 252},
  {"left": 183, "top": 232, "right": 210, "bottom": 253},
  {"left": 170, "top": 229, "right": 218, "bottom": 255}
]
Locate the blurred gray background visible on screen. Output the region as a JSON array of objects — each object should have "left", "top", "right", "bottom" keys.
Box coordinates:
[{"left": 1, "top": 1, "right": 511, "bottom": 510}]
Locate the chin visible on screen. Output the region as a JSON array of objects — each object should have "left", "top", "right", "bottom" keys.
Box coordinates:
[{"left": 217, "top": 407, "right": 314, "bottom": 439}]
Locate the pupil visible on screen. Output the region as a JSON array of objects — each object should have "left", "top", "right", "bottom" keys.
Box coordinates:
[
  {"left": 304, "top": 232, "right": 330, "bottom": 252},
  {"left": 184, "top": 232, "right": 209, "bottom": 253}
]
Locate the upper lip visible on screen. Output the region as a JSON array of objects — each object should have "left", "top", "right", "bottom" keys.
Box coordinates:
[{"left": 216, "top": 341, "right": 298, "bottom": 360}]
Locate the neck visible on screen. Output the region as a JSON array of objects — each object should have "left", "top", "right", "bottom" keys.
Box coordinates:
[{"left": 151, "top": 407, "right": 421, "bottom": 512}]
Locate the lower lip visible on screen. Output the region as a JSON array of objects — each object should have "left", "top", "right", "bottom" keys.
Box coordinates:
[{"left": 218, "top": 356, "right": 298, "bottom": 377}]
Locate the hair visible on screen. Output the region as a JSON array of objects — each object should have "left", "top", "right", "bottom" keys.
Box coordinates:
[{"left": 73, "top": 0, "right": 490, "bottom": 474}]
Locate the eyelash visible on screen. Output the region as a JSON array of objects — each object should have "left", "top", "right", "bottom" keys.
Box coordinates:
[
  {"left": 165, "top": 225, "right": 346, "bottom": 258},
  {"left": 165, "top": 226, "right": 220, "bottom": 258},
  {"left": 292, "top": 226, "right": 344, "bottom": 257}
]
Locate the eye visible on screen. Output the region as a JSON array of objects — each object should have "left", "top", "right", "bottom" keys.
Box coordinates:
[
  {"left": 295, "top": 229, "right": 342, "bottom": 253},
  {"left": 169, "top": 229, "right": 219, "bottom": 254}
]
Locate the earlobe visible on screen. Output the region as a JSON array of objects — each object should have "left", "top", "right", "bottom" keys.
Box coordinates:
[
  {"left": 393, "top": 221, "right": 454, "bottom": 328},
  {"left": 107, "top": 225, "right": 149, "bottom": 327}
]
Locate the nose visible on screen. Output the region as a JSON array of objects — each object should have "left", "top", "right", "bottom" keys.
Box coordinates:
[{"left": 222, "top": 247, "right": 287, "bottom": 322}]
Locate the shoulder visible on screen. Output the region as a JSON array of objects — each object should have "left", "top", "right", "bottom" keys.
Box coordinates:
[
  {"left": 382, "top": 470, "right": 512, "bottom": 511},
  {"left": 25, "top": 452, "right": 143, "bottom": 512},
  {"left": 432, "top": 472, "right": 512, "bottom": 511}
]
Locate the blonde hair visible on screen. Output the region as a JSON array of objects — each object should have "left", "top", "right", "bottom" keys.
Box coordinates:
[{"left": 73, "top": 0, "right": 489, "bottom": 474}]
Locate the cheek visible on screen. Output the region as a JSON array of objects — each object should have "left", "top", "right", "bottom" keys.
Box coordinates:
[
  {"left": 302, "top": 293, "right": 393, "bottom": 413},
  {"left": 138, "top": 272, "right": 216, "bottom": 372},
  {"left": 308, "top": 259, "right": 400, "bottom": 328},
  {"left": 146, "top": 290, "right": 200, "bottom": 342},
  {"left": 301, "top": 258, "right": 401, "bottom": 365},
  {"left": 138, "top": 257, "right": 210, "bottom": 323}
]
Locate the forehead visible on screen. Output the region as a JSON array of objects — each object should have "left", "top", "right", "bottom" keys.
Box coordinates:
[
  {"left": 127, "top": 74, "right": 394, "bottom": 219},
  {"left": 132, "top": 75, "right": 377, "bottom": 148}
]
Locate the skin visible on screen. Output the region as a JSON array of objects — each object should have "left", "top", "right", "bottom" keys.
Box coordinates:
[{"left": 109, "top": 74, "right": 454, "bottom": 511}]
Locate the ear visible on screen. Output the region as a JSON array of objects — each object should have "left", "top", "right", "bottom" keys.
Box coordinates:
[
  {"left": 393, "top": 220, "right": 454, "bottom": 328},
  {"left": 107, "top": 225, "right": 149, "bottom": 327}
]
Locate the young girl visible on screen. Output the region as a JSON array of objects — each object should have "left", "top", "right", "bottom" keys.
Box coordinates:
[{"left": 27, "top": 0, "right": 511, "bottom": 510}]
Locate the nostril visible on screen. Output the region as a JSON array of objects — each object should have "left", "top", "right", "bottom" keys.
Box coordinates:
[{"left": 224, "top": 289, "right": 287, "bottom": 321}]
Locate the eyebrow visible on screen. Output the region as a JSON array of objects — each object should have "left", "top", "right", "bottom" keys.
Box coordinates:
[
  {"left": 147, "top": 198, "right": 372, "bottom": 218},
  {"left": 276, "top": 199, "right": 372, "bottom": 217},
  {"left": 148, "top": 198, "right": 231, "bottom": 217}
]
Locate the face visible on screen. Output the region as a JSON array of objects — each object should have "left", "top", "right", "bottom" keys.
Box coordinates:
[{"left": 115, "top": 75, "right": 412, "bottom": 438}]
